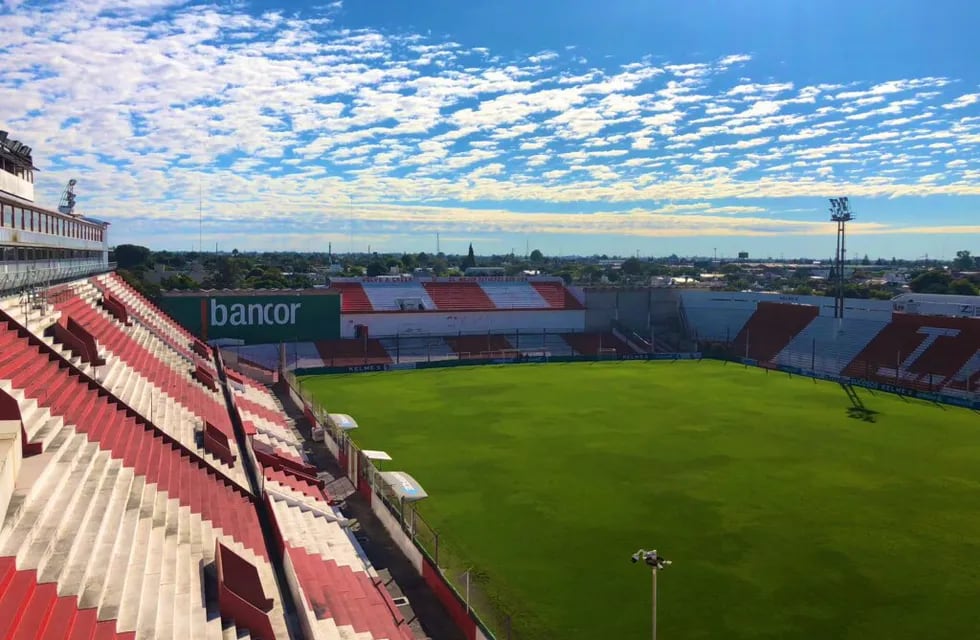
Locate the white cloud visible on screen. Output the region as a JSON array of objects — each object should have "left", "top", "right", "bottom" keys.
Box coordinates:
[
  {"left": 0, "top": 2, "right": 973, "bottom": 250},
  {"left": 942, "top": 94, "right": 979, "bottom": 110}
]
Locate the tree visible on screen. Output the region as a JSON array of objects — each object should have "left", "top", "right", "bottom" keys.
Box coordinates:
[
  {"left": 366, "top": 260, "right": 387, "bottom": 277},
  {"left": 953, "top": 250, "right": 974, "bottom": 271},
  {"left": 113, "top": 244, "right": 151, "bottom": 270},
  {"left": 211, "top": 256, "right": 244, "bottom": 289},
  {"left": 909, "top": 270, "right": 952, "bottom": 294},
  {"left": 529, "top": 249, "right": 544, "bottom": 263},
  {"left": 950, "top": 278, "right": 979, "bottom": 296},
  {"left": 582, "top": 265, "right": 603, "bottom": 283},
  {"left": 461, "top": 243, "right": 477, "bottom": 270},
  {"left": 621, "top": 257, "right": 644, "bottom": 276},
  {"left": 720, "top": 263, "right": 742, "bottom": 275},
  {"left": 160, "top": 273, "right": 197, "bottom": 291}
]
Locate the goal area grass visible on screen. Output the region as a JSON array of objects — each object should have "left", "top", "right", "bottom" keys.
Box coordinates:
[{"left": 299, "top": 360, "right": 980, "bottom": 640}]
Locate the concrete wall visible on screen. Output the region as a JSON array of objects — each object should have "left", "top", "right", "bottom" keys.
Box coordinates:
[
  {"left": 0, "top": 419, "right": 20, "bottom": 526},
  {"left": 0, "top": 173, "right": 34, "bottom": 202},
  {"left": 679, "top": 290, "right": 895, "bottom": 322},
  {"left": 583, "top": 287, "right": 685, "bottom": 336},
  {"left": 341, "top": 309, "right": 585, "bottom": 338},
  {"left": 582, "top": 289, "right": 618, "bottom": 331},
  {"left": 0, "top": 227, "right": 106, "bottom": 253},
  {"left": 370, "top": 499, "right": 423, "bottom": 574}
]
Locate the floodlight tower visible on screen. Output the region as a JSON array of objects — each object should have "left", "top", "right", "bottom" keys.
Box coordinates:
[
  {"left": 57, "top": 179, "right": 77, "bottom": 216},
  {"left": 829, "top": 197, "right": 854, "bottom": 319},
  {"left": 631, "top": 548, "right": 672, "bottom": 640}
]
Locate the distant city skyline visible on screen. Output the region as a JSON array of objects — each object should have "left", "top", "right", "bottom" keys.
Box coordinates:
[{"left": 1, "top": 0, "right": 978, "bottom": 258}]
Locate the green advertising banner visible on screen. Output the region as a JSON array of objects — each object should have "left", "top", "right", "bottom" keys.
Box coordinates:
[{"left": 161, "top": 292, "right": 340, "bottom": 344}]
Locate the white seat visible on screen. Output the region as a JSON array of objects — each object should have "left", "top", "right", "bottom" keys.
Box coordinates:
[{"left": 479, "top": 282, "right": 548, "bottom": 309}]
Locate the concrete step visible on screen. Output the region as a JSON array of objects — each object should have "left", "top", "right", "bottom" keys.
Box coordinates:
[
  {"left": 10, "top": 393, "right": 59, "bottom": 446},
  {"left": 0, "top": 433, "right": 97, "bottom": 556},
  {"left": 38, "top": 454, "right": 121, "bottom": 582},
  {"left": 30, "top": 453, "right": 113, "bottom": 577},
  {"left": 114, "top": 483, "right": 159, "bottom": 631},
  {"left": 138, "top": 497, "right": 178, "bottom": 639},
  {"left": 97, "top": 469, "right": 145, "bottom": 621}
]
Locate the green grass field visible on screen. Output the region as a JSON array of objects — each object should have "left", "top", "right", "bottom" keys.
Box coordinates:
[{"left": 300, "top": 361, "right": 980, "bottom": 640}]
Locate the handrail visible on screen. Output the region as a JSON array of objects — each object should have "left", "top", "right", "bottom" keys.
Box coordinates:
[{"left": 265, "top": 486, "right": 351, "bottom": 525}]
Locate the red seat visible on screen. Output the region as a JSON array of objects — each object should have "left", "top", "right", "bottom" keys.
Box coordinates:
[{"left": 422, "top": 281, "right": 496, "bottom": 310}]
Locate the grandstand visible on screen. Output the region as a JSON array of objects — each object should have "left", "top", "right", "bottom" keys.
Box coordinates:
[
  {"left": 0, "top": 275, "right": 423, "bottom": 636},
  {"left": 227, "top": 331, "right": 632, "bottom": 369},
  {"left": 327, "top": 277, "right": 583, "bottom": 313},
  {"left": 680, "top": 291, "right": 980, "bottom": 398}
]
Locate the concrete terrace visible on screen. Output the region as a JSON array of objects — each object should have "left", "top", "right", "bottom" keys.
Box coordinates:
[{"left": 0, "top": 272, "right": 451, "bottom": 639}]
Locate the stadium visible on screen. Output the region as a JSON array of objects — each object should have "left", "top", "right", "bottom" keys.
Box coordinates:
[{"left": 1, "top": 130, "right": 979, "bottom": 640}]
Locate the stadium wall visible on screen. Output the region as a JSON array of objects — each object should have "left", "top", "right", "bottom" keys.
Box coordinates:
[
  {"left": 583, "top": 287, "right": 683, "bottom": 334},
  {"left": 340, "top": 309, "right": 585, "bottom": 338},
  {"left": 370, "top": 498, "right": 424, "bottom": 572},
  {"left": 583, "top": 289, "right": 618, "bottom": 331},
  {"left": 680, "top": 290, "right": 896, "bottom": 321}
]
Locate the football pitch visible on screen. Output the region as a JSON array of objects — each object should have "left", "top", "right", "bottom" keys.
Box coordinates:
[{"left": 299, "top": 360, "right": 980, "bottom": 640}]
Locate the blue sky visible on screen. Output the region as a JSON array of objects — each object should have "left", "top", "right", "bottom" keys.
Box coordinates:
[{"left": 1, "top": 0, "right": 978, "bottom": 258}]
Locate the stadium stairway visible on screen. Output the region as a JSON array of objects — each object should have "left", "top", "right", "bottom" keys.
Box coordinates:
[
  {"left": 0, "top": 276, "right": 437, "bottom": 640},
  {"left": 733, "top": 302, "right": 819, "bottom": 363},
  {"left": 0, "top": 313, "right": 288, "bottom": 639},
  {"left": 267, "top": 485, "right": 415, "bottom": 640},
  {"left": 97, "top": 274, "right": 207, "bottom": 365},
  {"left": 94, "top": 275, "right": 200, "bottom": 364},
  {"left": 35, "top": 286, "right": 249, "bottom": 487},
  {"left": 51, "top": 283, "right": 236, "bottom": 437},
  {"left": 421, "top": 282, "right": 496, "bottom": 311}
]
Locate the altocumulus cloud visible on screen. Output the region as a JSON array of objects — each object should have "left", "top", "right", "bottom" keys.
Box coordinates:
[{"left": 0, "top": 0, "right": 978, "bottom": 250}]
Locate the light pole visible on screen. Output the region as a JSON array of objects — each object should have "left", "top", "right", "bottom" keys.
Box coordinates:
[{"left": 632, "top": 548, "right": 671, "bottom": 640}]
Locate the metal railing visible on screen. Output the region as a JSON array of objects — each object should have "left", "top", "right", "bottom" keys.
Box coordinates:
[{"left": 0, "top": 259, "right": 112, "bottom": 295}]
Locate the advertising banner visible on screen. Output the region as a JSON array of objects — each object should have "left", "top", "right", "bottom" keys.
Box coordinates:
[{"left": 161, "top": 292, "right": 340, "bottom": 344}]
